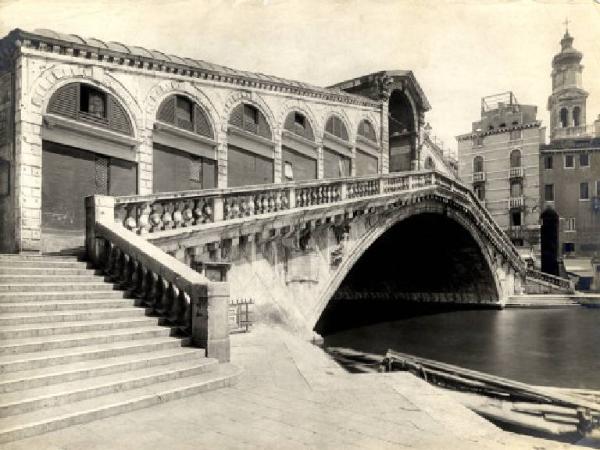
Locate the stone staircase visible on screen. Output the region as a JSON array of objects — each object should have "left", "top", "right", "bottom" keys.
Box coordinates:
[
  {"left": 0, "top": 254, "right": 239, "bottom": 444},
  {"left": 506, "top": 294, "right": 580, "bottom": 308}
]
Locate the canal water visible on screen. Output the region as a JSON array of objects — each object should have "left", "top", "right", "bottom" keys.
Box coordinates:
[{"left": 323, "top": 307, "right": 600, "bottom": 390}]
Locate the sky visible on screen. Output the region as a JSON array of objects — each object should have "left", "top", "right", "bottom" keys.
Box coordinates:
[{"left": 1, "top": 0, "right": 599, "bottom": 155}]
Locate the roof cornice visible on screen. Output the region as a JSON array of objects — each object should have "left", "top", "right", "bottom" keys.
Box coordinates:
[{"left": 4, "top": 28, "right": 382, "bottom": 109}]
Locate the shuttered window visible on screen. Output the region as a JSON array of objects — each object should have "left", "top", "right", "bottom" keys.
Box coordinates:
[
  {"left": 323, "top": 148, "right": 350, "bottom": 179},
  {"left": 284, "top": 111, "right": 315, "bottom": 141},
  {"left": 156, "top": 95, "right": 214, "bottom": 139},
  {"left": 358, "top": 120, "right": 377, "bottom": 143},
  {"left": 325, "top": 116, "right": 349, "bottom": 141},
  {"left": 229, "top": 103, "right": 272, "bottom": 140},
  {"left": 355, "top": 150, "right": 378, "bottom": 176},
  {"left": 227, "top": 145, "right": 274, "bottom": 187},
  {"left": 47, "top": 83, "right": 133, "bottom": 136},
  {"left": 153, "top": 144, "right": 216, "bottom": 193}
]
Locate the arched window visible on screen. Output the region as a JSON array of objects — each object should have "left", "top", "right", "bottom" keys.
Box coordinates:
[
  {"left": 572, "top": 106, "right": 581, "bottom": 127},
  {"left": 229, "top": 103, "right": 272, "bottom": 140},
  {"left": 325, "top": 116, "right": 349, "bottom": 141},
  {"left": 47, "top": 82, "right": 133, "bottom": 136},
  {"left": 424, "top": 156, "right": 435, "bottom": 170},
  {"left": 284, "top": 111, "right": 314, "bottom": 141},
  {"left": 323, "top": 115, "right": 351, "bottom": 178},
  {"left": 560, "top": 108, "right": 568, "bottom": 128},
  {"left": 357, "top": 120, "right": 377, "bottom": 143},
  {"left": 510, "top": 181, "right": 523, "bottom": 198},
  {"left": 473, "top": 156, "right": 484, "bottom": 173},
  {"left": 227, "top": 102, "right": 274, "bottom": 187},
  {"left": 282, "top": 111, "right": 317, "bottom": 181},
  {"left": 153, "top": 95, "right": 217, "bottom": 193},
  {"left": 157, "top": 94, "right": 214, "bottom": 138},
  {"left": 510, "top": 149, "right": 521, "bottom": 168}
]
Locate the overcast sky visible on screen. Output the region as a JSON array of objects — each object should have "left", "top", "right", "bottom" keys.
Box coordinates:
[{"left": 1, "top": 0, "right": 599, "bottom": 154}]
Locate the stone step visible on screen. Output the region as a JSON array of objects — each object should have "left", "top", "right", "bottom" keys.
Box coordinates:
[
  {"left": 0, "top": 290, "right": 127, "bottom": 303},
  {"left": 0, "top": 274, "right": 105, "bottom": 283},
  {"left": 0, "top": 348, "right": 202, "bottom": 394},
  {"left": 0, "top": 337, "right": 184, "bottom": 374},
  {"left": 506, "top": 295, "right": 580, "bottom": 308},
  {"left": 0, "top": 317, "right": 159, "bottom": 339},
  {"left": 0, "top": 254, "right": 81, "bottom": 262},
  {"left": 0, "top": 363, "right": 239, "bottom": 444},
  {"left": 0, "top": 299, "right": 135, "bottom": 313},
  {"left": 0, "top": 358, "right": 218, "bottom": 417},
  {"left": 0, "top": 326, "right": 172, "bottom": 356},
  {"left": 0, "top": 267, "right": 100, "bottom": 276},
  {"left": 0, "top": 308, "right": 146, "bottom": 326},
  {"left": 0, "top": 260, "right": 90, "bottom": 269},
  {"left": 0, "top": 282, "right": 117, "bottom": 293}
]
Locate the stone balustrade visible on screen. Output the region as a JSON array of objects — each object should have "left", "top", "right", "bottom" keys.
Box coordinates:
[
  {"left": 85, "top": 196, "right": 231, "bottom": 362},
  {"left": 108, "top": 170, "right": 526, "bottom": 271},
  {"left": 526, "top": 268, "right": 575, "bottom": 293}
]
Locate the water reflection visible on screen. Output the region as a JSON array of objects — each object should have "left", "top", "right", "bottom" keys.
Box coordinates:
[{"left": 323, "top": 308, "right": 600, "bottom": 389}]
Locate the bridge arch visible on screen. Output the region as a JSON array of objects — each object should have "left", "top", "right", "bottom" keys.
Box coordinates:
[{"left": 310, "top": 199, "right": 504, "bottom": 331}]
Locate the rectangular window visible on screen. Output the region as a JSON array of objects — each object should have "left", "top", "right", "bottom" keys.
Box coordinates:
[
  {"left": 565, "top": 217, "right": 576, "bottom": 232},
  {"left": 475, "top": 185, "right": 485, "bottom": 201},
  {"left": 511, "top": 210, "right": 522, "bottom": 227},
  {"left": 544, "top": 184, "right": 554, "bottom": 202},
  {"left": 580, "top": 182, "right": 589, "bottom": 200},
  {"left": 563, "top": 242, "right": 575, "bottom": 253},
  {"left": 510, "top": 181, "right": 522, "bottom": 198},
  {"left": 544, "top": 155, "right": 553, "bottom": 170},
  {"left": 580, "top": 153, "right": 590, "bottom": 167},
  {"left": 565, "top": 154, "right": 574, "bottom": 168},
  {"left": 509, "top": 129, "right": 521, "bottom": 141}
]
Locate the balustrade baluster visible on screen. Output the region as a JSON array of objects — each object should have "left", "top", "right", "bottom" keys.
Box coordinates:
[
  {"left": 138, "top": 203, "right": 151, "bottom": 235},
  {"left": 182, "top": 200, "right": 194, "bottom": 226},
  {"left": 124, "top": 205, "right": 137, "bottom": 231},
  {"left": 280, "top": 191, "right": 289, "bottom": 210},
  {"left": 172, "top": 201, "right": 184, "bottom": 229},
  {"left": 134, "top": 265, "right": 148, "bottom": 300},
  {"left": 261, "top": 196, "right": 268, "bottom": 214},
  {"left": 150, "top": 204, "right": 163, "bottom": 232},
  {"left": 246, "top": 196, "right": 255, "bottom": 216},
  {"left": 156, "top": 278, "right": 172, "bottom": 316},
  {"left": 144, "top": 272, "right": 160, "bottom": 312},
  {"left": 161, "top": 202, "right": 174, "bottom": 230},
  {"left": 274, "top": 192, "right": 282, "bottom": 211}
]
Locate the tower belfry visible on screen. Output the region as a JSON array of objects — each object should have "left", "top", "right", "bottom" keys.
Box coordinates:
[{"left": 548, "top": 24, "right": 588, "bottom": 139}]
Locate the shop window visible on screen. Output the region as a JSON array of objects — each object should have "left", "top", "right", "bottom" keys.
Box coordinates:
[
  {"left": 544, "top": 184, "right": 554, "bottom": 202},
  {"left": 580, "top": 182, "right": 589, "bottom": 200},
  {"left": 544, "top": 155, "right": 553, "bottom": 170},
  {"left": 564, "top": 154, "right": 574, "bottom": 168},
  {"left": 580, "top": 153, "right": 589, "bottom": 167},
  {"left": 80, "top": 85, "right": 107, "bottom": 119}
]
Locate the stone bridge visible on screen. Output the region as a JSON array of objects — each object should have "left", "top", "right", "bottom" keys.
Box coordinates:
[{"left": 87, "top": 170, "right": 572, "bottom": 340}]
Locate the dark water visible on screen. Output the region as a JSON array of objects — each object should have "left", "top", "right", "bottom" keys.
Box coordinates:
[{"left": 323, "top": 308, "right": 600, "bottom": 390}]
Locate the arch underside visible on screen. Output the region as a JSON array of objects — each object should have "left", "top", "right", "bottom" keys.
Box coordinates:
[{"left": 313, "top": 203, "right": 502, "bottom": 333}]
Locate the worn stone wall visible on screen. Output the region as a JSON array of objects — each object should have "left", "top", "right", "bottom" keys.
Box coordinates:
[
  {"left": 185, "top": 201, "right": 522, "bottom": 336},
  {"left": 12, "top": 46, "right": 383, "bottom": 252}
]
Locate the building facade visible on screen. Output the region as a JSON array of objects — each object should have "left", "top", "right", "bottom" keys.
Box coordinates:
[
  {"left": 0, "top": 29, "right": 432, "bottom": 254},
  {"left": 456, "top": 92, "right": 544, "bottom": 258},
  {"left": 539, "top": 30, "right": 600, "bottom": 288}
]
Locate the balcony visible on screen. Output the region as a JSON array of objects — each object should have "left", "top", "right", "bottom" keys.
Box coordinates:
[
  {"left": 509, "top": 167, "right": 523, "bottom": 179},
  {"left": 509, "top": 196, "right": 524, "bottom": 209},
  {"left": 553, "top": 124, "right": 599, "bottom": 140},
  {"left": 473, "top": 171, "right": 485, "bottom": 183},
  {"left": 507, "top": 226, "right": 523, "bottom": 239}
]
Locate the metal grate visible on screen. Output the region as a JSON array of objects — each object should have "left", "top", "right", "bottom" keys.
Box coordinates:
[
  {"left": 229, "top": 298, "right": 253, "bottom": 333},
  {"left": 94, "top": 156, "right": 109, "bottom": 195}
]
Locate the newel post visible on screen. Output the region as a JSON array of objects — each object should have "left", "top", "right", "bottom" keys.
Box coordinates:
[
  {"left": 85, "top": 195, "right": 115, "bottom": 265},
  {"left": 191, "top": 281, "right": 230, "bottom": 362}
]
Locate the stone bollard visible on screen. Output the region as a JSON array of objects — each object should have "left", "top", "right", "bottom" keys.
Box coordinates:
[{"left": 191, "top": 281, "right": 231, "bottom": 362}]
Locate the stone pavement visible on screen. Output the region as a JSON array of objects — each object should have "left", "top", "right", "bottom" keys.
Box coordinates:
[{"left": 0, "top": 325, "right": 577, "bottom": 449}]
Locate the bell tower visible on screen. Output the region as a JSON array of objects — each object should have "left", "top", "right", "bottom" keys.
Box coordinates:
[{"left": 547, "top": 23, "right": 588, "bottom": 139}]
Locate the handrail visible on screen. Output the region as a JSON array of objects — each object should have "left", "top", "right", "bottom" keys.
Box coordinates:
[
  {"left": 111, "top": 170, "right": 525, "bottom": 270},
  {"left": 526, "top": 268, "right": 575, "bottom": 293},
  {"left": 85, "top": 196, "right": 230, "bottom": 362}
]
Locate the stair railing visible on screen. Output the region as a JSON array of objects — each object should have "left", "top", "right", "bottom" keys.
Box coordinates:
[{"left": 85, "top": 195, "right": 230, "bottom": 362}]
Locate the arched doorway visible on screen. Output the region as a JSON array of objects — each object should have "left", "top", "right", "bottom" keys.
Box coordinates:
[
  {"left": 541, "top": 208, "right": 559, "bottom": 275},
  {"left": 388, "top": 90, "right": 416, "bottom": 172}
]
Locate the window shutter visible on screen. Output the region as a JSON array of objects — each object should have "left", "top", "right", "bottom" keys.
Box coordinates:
[
  {"left": 193, "top": 105, "right": 213, "bottom": 138},
  {"left": 229, "top": 104, "right": 244, "bottom": 128},
  {"left": 107, "top": 96, "right": 133, "bottom": 136},
  {"left": 257, "top": 112, "right": 271, "bottom": 139},
  {"left": 47, "top": 83, "right": 80, "bottom": 119},
  {"left": 157, "top": 96, "right": 176, "bottom": 124}
]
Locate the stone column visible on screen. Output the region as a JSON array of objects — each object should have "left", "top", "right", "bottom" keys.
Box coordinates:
[
  {"left": 317, "top": 144, "right": 324, "bottom": 179},
  {"left": 273, "top": 131, "right": 282, "bottom": 183},
  {"left": 380, "top": 100, "right": 389, "bottom": 175},
  {"left": 137, "top": 127, "right": 154, "bottom": 195},
  {"left": 14, "top": 54, "right": 43, "bottom": 253},
  {"left": 217, "top": 131, "right": 228, "bottom": 188}
]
